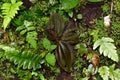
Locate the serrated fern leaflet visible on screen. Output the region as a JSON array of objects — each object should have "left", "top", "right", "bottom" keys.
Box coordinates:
[{"left": 93, "top": 37, "right": 119, "bottom": 62}]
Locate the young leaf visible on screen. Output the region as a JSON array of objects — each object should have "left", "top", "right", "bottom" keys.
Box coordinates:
[
  {"left": 1, "top": 1, "right": 23, "bottom": 30},
  {"left": 45, "top": 53, "right": 56, "bottom": 66},
  {"left": 42, "top": 38, "right": 57, "bottom": 51},
  {"left": 98, "top": 66, "right": 109, "bottom": 80},
  {"left": 93, "top": 37, "right": 119, "bottom": 62},
  {"left": 26, "top": 31, "right": 38, "bottom": 49},
  {"left": 109, "top": 64, "right": 115, "bottom": 80},
  {"left": 43, "top": 38, "right": 51, "bottom": 50},
  {"left": 98, "top": 65, "right": 120, "bottom": 80}
]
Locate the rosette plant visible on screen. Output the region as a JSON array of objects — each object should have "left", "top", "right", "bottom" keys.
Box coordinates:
[{"left": 46, "top": 13, "right": 79, "bottom": 71}]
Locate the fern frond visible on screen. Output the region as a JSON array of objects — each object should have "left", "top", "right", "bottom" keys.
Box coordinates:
[
  {"left": 98, "top": 64, "right": 120, "bottom": 80},
  {"left": 1, "top": 1, "right": 22, "bottom": 30},
  {"left": 0, "top": 45, "right": 41, "bottom": 70},
  {"left": 5, "top": 50, "right": 41, "bottom": 70},
  {"left": 93, "top": 37, "right": 119, "bottom": 62}
]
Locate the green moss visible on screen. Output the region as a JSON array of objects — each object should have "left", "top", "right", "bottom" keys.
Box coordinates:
[{"left": 114, "top": 0, "right": 120, "bottom": 14}]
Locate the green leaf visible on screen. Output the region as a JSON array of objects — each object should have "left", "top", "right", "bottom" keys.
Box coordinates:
[
  {"left": 0, "top": 45, "right": 15, "bottom": 51},
  {"left": 43, "top": 38, "right": 51, "bottom": 50},
  {"left": 39, "top": 73, "right": 46, "bottom": 80},
  {"left": 0, "top": 45, "right": 41, "bottom": 70},
  {"left": 114, "top": 69, "right": 120, "bottom": 80},
  {"left": 45, "top": 53, "right": 56, "bottom": 66},
  {"left": 50, "top": 45, "right": 57, "bottom": 51},
  {"left": 77, "top": 14, "right": 82, "bottom": 19},
  {"left": 26, "top": 31, "right": 38, "bottom": 49},
  {"left": 93, "top": 39, "right": 102, "bottom": 50},
  {"left": 20, "top": 29, "right": 27, "bottom": 35},
  {"left": 16, "top": 25, "right": 25, "bottom": 31},
  {"left": 98, "top": 66, "right": 109, "bottom": 80},
  {"left": 68, "top": 11, "right": 73, "bottom": 18},
  {"left": 88, "top": 0, "right": 103, "bottom": 2},
  {"left": 90, "top": 30, "right": 99, "bottom": 42},
  {"left": 93, "top": 37, "right": 119, "bottom": 62},
  {"left": 11, "top": 0, "right": 16, "bottom": 4},
  {"left": 75, "top": 43, "right": 87, "bottom": 55},
  {"left": 61, "top": 0, "right": 79, "bottom": 9},
  {"left": 1, "top": 1, "right": 23, "bottom": 30},
  {"left": 3, "top": 16, "right": 11, "bottom": 30},
  {"left": 98, "top": 65, "right": 120, "bottom": 80},
  {"left": 27, "top": 26, "right": 35, "bottom": 31},
  {"left": 109, "top": 64, "right": 115, "bottom": 80}
]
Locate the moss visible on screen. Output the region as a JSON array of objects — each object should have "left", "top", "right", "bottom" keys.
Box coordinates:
[{"left": 114, "top": 0, "right": 120, "bottom": 14}]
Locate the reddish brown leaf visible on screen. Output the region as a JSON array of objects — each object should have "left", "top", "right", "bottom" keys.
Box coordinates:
[{"left": 91, "top": 53, "right": 99, "bottom": 70}]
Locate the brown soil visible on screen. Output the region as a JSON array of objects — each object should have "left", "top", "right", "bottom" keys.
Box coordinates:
[
  {"left": 56, "top": 72, "right": 74, "bottom": 80},
  {"left": 79, "top": 2, "right": 103, "bottom": 26}
]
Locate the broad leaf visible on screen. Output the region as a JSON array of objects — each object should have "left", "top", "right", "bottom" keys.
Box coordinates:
[
  {"left": 61, "top": 0, "right": 79, "bottom": 9},
  {"left": 47, "top": 13, "right": 65, "bottom": 37},
  {"left": 55, "top": 41, "right": 74, "bottom": 71},
  {"left": 45, "top": 53, "right": 56, "bottom": 66},
  {"left": 93, "top": 37, "right": 119, "bottom": 62},
  {"left": 43, "top": 38, "right": 57, "bottom": 51},
  {"left": 43, "top": 38, "right": 51, "bottom": 50}
]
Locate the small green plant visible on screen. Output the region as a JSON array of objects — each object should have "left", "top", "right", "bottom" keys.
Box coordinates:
[
  {"left": 0, "top": 45, "right": 42, "bottom": 70},
  {"left": 93, "top": 37, "right": 119, "bottom": 62},
  {"left": 16, "top": 20, "right": 38, "bottom": 49},
  {"left": 1, "top": 0, "right": 22, "bottom": 30},
  {"left": 42, "top": 38, "right": 57, "bottom": 66},
  {"left": 26, "top": 31, "right": 38, "bottom": 49},
  {"left": 81, "top": 64, "right": 98, "bottom": 80},
  {"left": 98, "top": 64, "right": 120, "bottom": 80},
  {"left": 42, "top": 38, "right": 57, "bottom": 52}
]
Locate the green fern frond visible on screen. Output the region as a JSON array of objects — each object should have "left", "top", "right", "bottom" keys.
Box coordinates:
[
  {"left": 1, "top": 1, "right": 22, "bottom": 30},
  {"left": 98, "top": 64, "right": 120, "bottom": 80},
  {"left": 0, "top": 45, "right": 41, "bottom": 70},
  {"left": 93, "top": 37, "right": 119, "bottom": 62},
  {"left": 5, "top": 51, "right": 41, "bottom": 70}
]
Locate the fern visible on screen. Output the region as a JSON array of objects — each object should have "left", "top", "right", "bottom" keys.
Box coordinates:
[
  {"left": 98, "top": 66, "right": 109, "bottom": 80},
  {"left": 1, "top": 0, "right": 22, "bottom": 30},
  {"left": 16, "top": 20, "right": 38, "bottom": 49},
  {"left": 0, "top": 45, "right": 42, "bottom": 70},
  {"left": 93, "top": 37, "right": 119, "bottom": 62},
  {"left": 26, "top": 31, "right": 38, "bottom": 49},
  {"left": 98, "top": 64, "right": 120, "bottom": 80}
]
